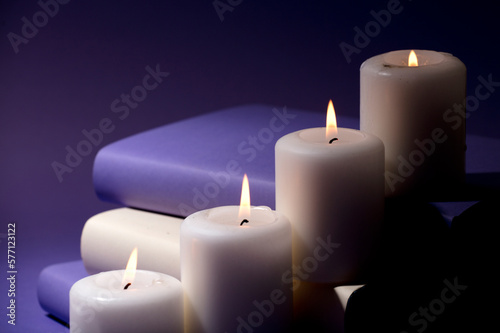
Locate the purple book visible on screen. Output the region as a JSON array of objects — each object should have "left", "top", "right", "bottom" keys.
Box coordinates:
[
  {"left": 93, "top": 104, "right": 339, "bottom": 217},
  {"left": 37, "top": 260, "right": 88, "bottom": 325}
]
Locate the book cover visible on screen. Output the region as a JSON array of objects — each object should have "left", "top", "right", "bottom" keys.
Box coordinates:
[{"left": 93, "top": 104, "right": 341, "bottom": 217}]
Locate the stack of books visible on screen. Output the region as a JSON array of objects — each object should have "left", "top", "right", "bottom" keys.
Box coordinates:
[{"left": 38, "top": 104, "right": 353, "bottom": 324}]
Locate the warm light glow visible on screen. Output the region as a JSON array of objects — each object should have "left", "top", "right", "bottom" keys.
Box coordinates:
[
  {"left": 122, "top": 247, "right": 138, "bottom": 287},
  {"left": 326, "top": 99, "right": 338, "bottom": 142},
  {"left": 408, "top": 50, "right": 418, "bottom": 67},
  {"left": 238, "top": 174, "right": 251, "bottom": 222}
]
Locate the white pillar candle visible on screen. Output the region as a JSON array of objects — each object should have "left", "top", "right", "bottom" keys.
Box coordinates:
[
  {"left": 360, "top": 49, "right": 466, "bottom": 197},
  {"left": 275, "top": 102, "right": 384, "bottom": 284},
  {"left": 181, "top": 176, "right": 292, "bottom": 333},
  {"left": 70, "top": 250, "right": 183, "bottom": 333}
]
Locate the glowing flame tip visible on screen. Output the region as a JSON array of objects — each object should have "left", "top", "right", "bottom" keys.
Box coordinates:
[
  {"left": 326, "top": 99, "right": 338, "bottom": 142},
  {"left": 238, "top": 174, "right": 251, "bottom": 222},
  {"left": 122, "top": 247, "right": 138, "bottom": 287},
  {"left": 408, "top": 50, "right": 418, "bottom": 67}
]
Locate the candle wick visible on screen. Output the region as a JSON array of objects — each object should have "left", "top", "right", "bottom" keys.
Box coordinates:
[
  {"left": 240, "top": 219, "right": 249, "bottom": 226},
  {"left": 124, "top": 282, "right": 132, "bottom": 290},
  {"left": 329, "top": 138, "right": 338, "bottom": 144}
]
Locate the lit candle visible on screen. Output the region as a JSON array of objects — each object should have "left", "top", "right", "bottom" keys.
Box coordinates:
[
  {"left": 275, "top": 101, "right": 384, "bottom": 284},
  {"left": 69, "top": 248, "right": 183, "bottom": 333},
  {"left": 181, "top": 174, "right": 292, "bottom": 333},
  {"left": 360, "top": 49, "right": 466, "bottom": 197}
]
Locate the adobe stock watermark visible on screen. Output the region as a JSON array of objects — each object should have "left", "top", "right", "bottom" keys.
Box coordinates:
[
  {"left": 227, "top": 234, "right": 341, "bottom": 333},
  {"left": 385, "top": 73, "right": 500, "bottom": 192},
  {"left": 5, "top": 222, "right": 17, "bottom": 326},
  {"left": 177, "top": 106, "right": 297, "bottom": 216},
  {"left": 339, "top": 0, "right": 411, "bottom": 64},
  {"left": 400, "top": 276, "right": 467, "bottom": 333},
  {"left": 212, "top": 0, "right": 244, "bottom": 22},
  {"left": 51, "top": 64, "right": 169, "bottom": 183},
  {"left": 7, "top": 0, "right": 72, "bottom": 54}
]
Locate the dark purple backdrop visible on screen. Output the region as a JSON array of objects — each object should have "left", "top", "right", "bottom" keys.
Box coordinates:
[{"left": 1, "top": 0, "right": 499, "bottom": 331}]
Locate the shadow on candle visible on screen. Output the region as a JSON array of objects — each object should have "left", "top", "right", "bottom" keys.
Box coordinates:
[
  {"left": 412, "top": 171, "right": 500, "bottom": 202},
  {"left": 410, "top": 171, "right": 500, "bottom": 202},
  {"left": 344, "top": 199, "right": 450, "bottom": 332},
  {"left": 345, "top": 197, "right": 498, "bottom": 333},
  {"left": 291, "top": 281, "right": 344, "bottom": 333},
  {"left": 369, "top": 198, "right": 451, "bottom": 281},
  {"left": 183, "top": 303, "right": 203, "bottom": 333},
  {"left": 449, "top": 196, "right": 498, "bottom": 298}
]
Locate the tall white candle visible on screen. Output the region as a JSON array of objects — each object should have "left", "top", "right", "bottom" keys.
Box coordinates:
[
  {"left": 275, "top": 102, "right": 384, "bottom": 284},
  {"left": 69, "top": 270, "right": 183, "bottom": 333},
  {"left": 181, "top": 176, "right": 292, "bottom": 333},
  {"left": 360, "top": 49, "right": 466, "bottom": 197}
]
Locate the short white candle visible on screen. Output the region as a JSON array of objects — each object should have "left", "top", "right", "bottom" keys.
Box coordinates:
[
  {"left": 181, "top": 175, "right": 292, "bottom": 333},
  {"left": 360, "top": 49, "right": 466, "bottom": 196},
  {"left": 275, "top": 101, "right": 384, "bottom": 284},
  {"left": 69, "top": 250, "right": 183, "bottom": 333}
]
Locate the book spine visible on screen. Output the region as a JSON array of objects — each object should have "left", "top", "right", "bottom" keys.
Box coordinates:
[{"left": 37, "top": 261, "right": 88, "bottom": 324}]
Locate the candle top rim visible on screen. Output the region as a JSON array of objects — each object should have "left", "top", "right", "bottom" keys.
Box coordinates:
[
  {"left": 360, "top": 49, "right": 465, "bottom": 73},
  {"left": 202, "top": 205, "right": 277, "bottom": 226},
  {"left": 93, "top": 269, "right": 181, "bottom": 288},
  {"left": 276, "top": 127, "right": 383, "bottom": 156},
  {"left": 70, "top": 269, "right": 183, "bottom": 300},
  {"left": 297, "top": 127, "right": 367, "bottom": 144},
  {"left": 382, "top": 49, "right": 446, "bottom": 67},
  {"left": 182, "top": 205, "right": 289, "bottom": 237}
]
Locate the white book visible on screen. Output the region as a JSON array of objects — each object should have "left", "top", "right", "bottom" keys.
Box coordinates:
[{"left": 81, "top": 207, "right": 181, "bottom": 279}]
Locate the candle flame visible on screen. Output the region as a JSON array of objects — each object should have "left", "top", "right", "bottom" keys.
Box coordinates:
[
  {"left": 408, "top": 50, "right": 418, "bottom": 67},
  {"left": 326, "top": 100, "right": 338, "bottom": 142},
  {"left": 122, "top": 247, "right": 138, "bottom": 288},
  {"left": 238, "top": 174, "right": 251, "bottom": 223}
]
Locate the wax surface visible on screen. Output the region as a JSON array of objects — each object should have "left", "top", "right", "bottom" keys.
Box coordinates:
[
  {"left": 70, "top": 270, "right": 183, "bottom": 333},
  {"left": 181, "top": 205, "right": 292, "bottom": 333},
  {"left": 276, "top": 127, "right": 385, "bottom": 284},
  {"left": 360, "top": 50, "right": 466, "bottom": 197}
]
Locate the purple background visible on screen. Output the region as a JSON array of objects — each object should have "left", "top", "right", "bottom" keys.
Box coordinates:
[{"left": 0, "top": 1, "right": 499, "bottom": 331}]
